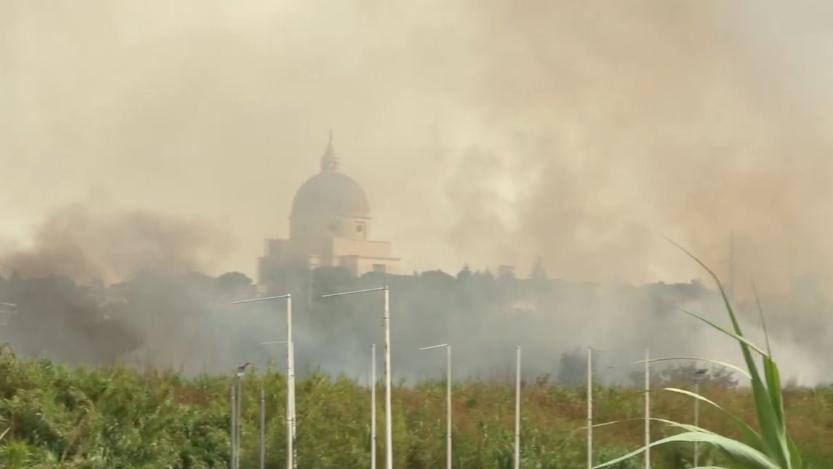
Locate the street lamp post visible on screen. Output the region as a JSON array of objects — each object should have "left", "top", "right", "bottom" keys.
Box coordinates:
[
  {"left": 322, "top": 286, "right": 393, "bottom": 469},
  {"left": 644, "top": 349, "right": 651, "bottom": 469},
  {"left": 515, "top": 345, "right": 521, "bottom": 469},
  {"left": 260, "top": 386, "right": 266, "bottom": 469},
  {"left": 587, "top": 347, "right": 593, "bottom": 469},
  {"left": 693, "top": 368, "right": 707, "bottom": 467},
  {"left": 232, "top": 294, "right": 295, "bottom": 469},
  {"left": 230, "top": 381, "right": 237, "bottom": 469},
  {"left": 419, "top": 343, "right": 452, "bottom": 469},
  {"left": 257, "top": 339, "right": 291, "bottom": 469},
  {"left": 231, "top": 362, "right": 250, "bottom": 469},
  {"left": 371, "top": 343, "right": 377, "bottom": 469}
]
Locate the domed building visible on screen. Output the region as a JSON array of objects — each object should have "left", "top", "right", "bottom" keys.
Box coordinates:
[{"left": 258, "top": 135, "right": 399, "bottom": 283}]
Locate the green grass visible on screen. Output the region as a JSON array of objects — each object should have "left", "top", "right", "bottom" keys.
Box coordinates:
[{"left": 0, "top": 345, "right": 831, "bottom": 468}]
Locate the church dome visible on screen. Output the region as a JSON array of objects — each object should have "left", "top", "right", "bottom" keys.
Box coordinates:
[
  {"left": 290, "top": 136, "right": 371, "bottom": 220},
  {"left": 291, "top": 172, "right": 370, "bottom": 219}
]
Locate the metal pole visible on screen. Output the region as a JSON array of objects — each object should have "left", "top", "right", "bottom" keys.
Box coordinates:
[
  {"left": 418, "top": 343, "right": 452, "bottom": 469},
  {"left": 383, "top": 286, "right": 393, "bottom": 469},
  {"left": 446, "top": 345, "right": 452, "bottom": 469},
  {"left": 644, "top": 349, "right": 651, "bottom": 469},
  {"left": 587, "top": 347, "right": 593, "bottom": 469},
  {"left": 286, "top": 295, "right": 295, "bottom": 469},
  {"left": 514, "top": 345, "right": 521, "bottom": 469},
  {"left": 230, "top": 294, "right": 294, "bottom": 469},
  {"left": 260, "top": 387, "right": 266, "bottom": 469},
  {"left": 237, "top": 376, "right": 243, "bottom": 469},
  {"left": 371, "top": 343, "right": 377, "bottom": 469},
  {"left": 319, "top": 286, "right": 391, "bottom": 468},
  {"left": 230, "top": 384, "right": 237, "bottom": 469},
  {"left": 694, "top": 381, "right": 700, "bottom": 467}
]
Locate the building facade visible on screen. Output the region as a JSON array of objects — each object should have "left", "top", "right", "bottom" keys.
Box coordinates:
[{"left": 258, "top": 135, "right": 399, "bottom": 284}]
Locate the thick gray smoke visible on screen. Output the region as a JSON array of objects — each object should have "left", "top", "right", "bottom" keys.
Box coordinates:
[
  {"left": 2, "top": 1, "right": 833, "bottom": 383},
  {"left": 0, "top": 205, "right": 236, "bottom": 368},
  {"left": 2, "top": 205, "right": 229, "bottom": 283},
  {"left": 0, "top": 209, "right": 829, "bottom": 385}
]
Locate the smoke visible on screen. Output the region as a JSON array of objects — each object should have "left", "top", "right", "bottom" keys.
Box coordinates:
[
  {"left": 2, "top": 205, "right": 229, "bottom": 283},
  {"left": 429, "top": 1, "right": 833, "bottom": 294},
  {"left": 1, "top": 1, "right": 832, "bottom": 382},
  {"left": 0, "top": 221, "right": 830, "bottom": 384},
  {"left": 0, "top": 205, "right": 235, "bottom": 368},
  {"left": 2, "top": 0, "right": 833, "bottom": 291}
]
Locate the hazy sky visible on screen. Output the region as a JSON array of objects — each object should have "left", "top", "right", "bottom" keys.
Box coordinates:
[{"left": 3, "top": 1, "right": 833, "bottom": 293}]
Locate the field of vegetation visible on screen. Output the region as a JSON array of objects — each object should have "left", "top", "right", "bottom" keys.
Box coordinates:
[{"left": 0, "top": 345, "right": 831, "bottom": 468}]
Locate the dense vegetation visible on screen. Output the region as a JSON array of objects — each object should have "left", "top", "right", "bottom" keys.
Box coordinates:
[
  {"left": 2, "top": 254, "right": 832, "bottom": 468},
  {"left": 0, "top": 346, "right": 831, "bottom": 468}
]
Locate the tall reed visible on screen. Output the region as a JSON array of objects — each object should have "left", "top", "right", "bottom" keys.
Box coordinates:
[{"left": 596, "top": 243, "right": 806, "bottom": 469}]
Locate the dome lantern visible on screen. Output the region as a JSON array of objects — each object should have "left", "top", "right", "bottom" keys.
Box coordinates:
[
  {"left": 290, "top": 133, "right": 370, "bottom": 222},
  {"left": 320, "top": 130, "right": 340, "bottom": 173}
]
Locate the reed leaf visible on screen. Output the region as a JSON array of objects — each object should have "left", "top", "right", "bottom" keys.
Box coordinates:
[
  {"left": 596, "top": 242, "right": 807, "bottom": 469},
  {"left": 638, "top": 356, "right": 751, "bottom": 380},
  {"left": 593, "top": 431, "right": 780, "bottom": 469}
]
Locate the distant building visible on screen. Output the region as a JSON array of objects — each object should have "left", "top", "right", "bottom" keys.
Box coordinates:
[{"left": 258, "top": 134, "right": 399, "bottom": 285}]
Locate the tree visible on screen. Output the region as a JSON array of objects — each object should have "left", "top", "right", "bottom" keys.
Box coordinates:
[
  {"left": 456, "top": 264, "right": 472, "bottom": 281},
  {"left": 530, "top": 256, "right": 548, "bottom": 281},
  {"left": 214, "top": 272, "right": 255, "bottom": 298},
  {"left": 557, "top": 348, "right": 595, "bottom": 386}
]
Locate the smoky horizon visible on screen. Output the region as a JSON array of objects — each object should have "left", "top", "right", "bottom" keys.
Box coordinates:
[{"left": 1, "top": 1, "right": 832, "bottom": 386}]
